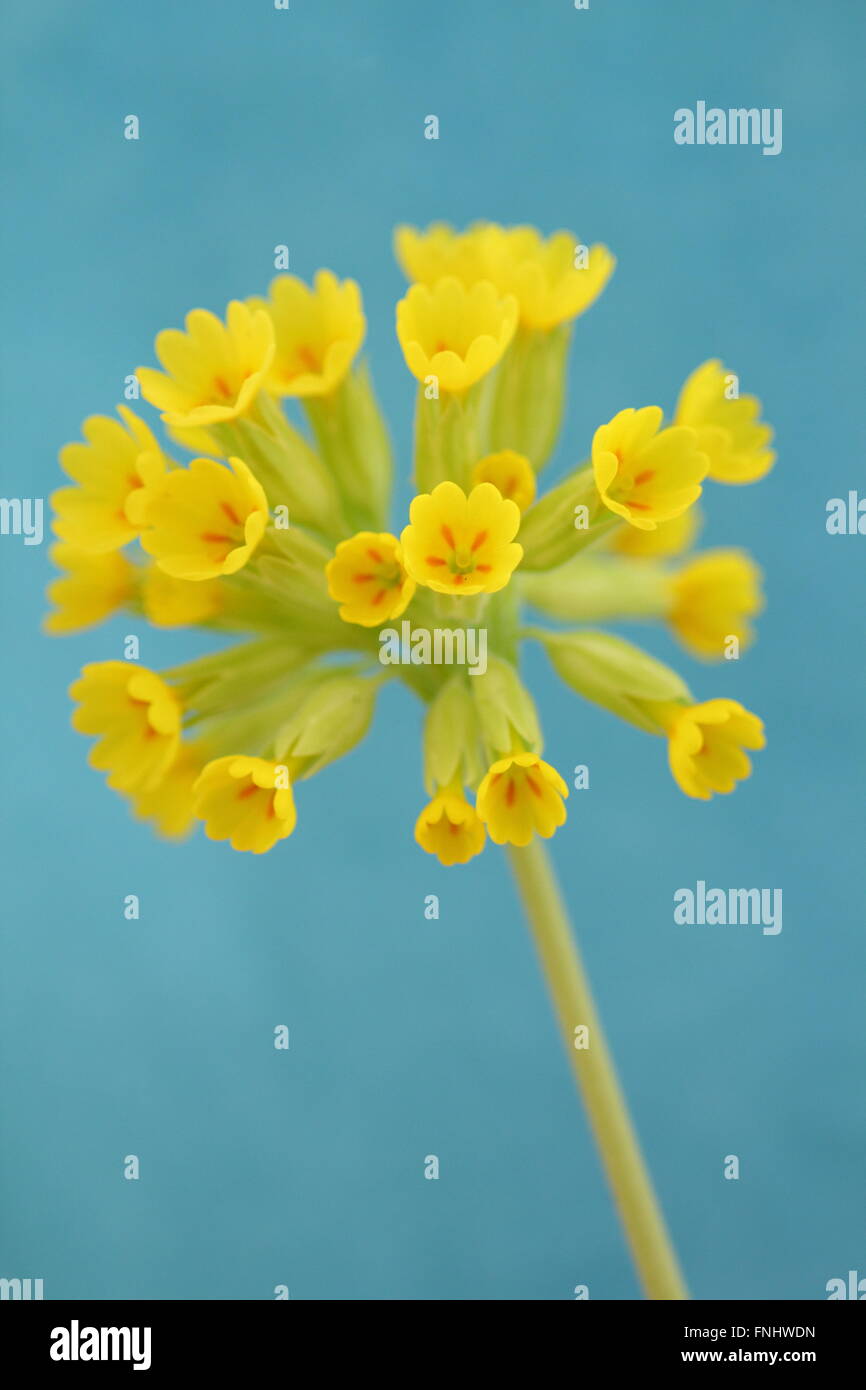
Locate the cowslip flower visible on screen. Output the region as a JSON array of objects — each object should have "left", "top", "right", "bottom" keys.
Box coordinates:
[
  {"left": 140, "top": 564, "right": 224, "bottom": 628},
  {"left": 325, "top": 531, "right": 415, "bottom": 626},
  {"left": 52, "top": 407, "right": 169, "bottom": 553},
  {"left": 70, "top": 663, "right": 181, "bottom": 793},
  {"left": 128, "top": 742, "right": 206, "bottom": 839},
  {"left": 484, "top": 225, "right": 616, "bottom": 331},
  {"left": 669, "top": 550, "right": 764, "bottom": 659},
  {"left": 592, "top": 406, "right": 708, "bottom": 531},
  {"left": 49, "top": 232, "right": 771, "bottom": 850},
  {"left": 193, "top": 756, "right": 297, "bottom": 854},
  {"left": 44, "top": 545, "right": 135, "bottom": 634},
  {"left": 249, "top": 271, "right": 365, "bottom": 398},
  {"left": 50, "top": 224, "right": 775, "bottom": 1301},
  {"left": 652, "top": 699, "right": 766, "bottom": 801},
  {"left": 471, "top": 450, "right": 536, "bottom": 511},
  {"left": 476, "top": 753, "right": 569, "bottom": 847},
  {"left": 394, "top": 221, "right": 492, "bottom": 287},
  {"left": 395, "top": 221, "right": 615, "bottom": 330},
  {"left": 52, "top": 232, "right": 772, "bottom": 850},
  {"left": 414, "top": 784, "right": 486, "bottom": 866},
  {"left": 400, "top": 481, "right": 522, "bottom": 595},
  {"left": 674, "top": 359, "right": 775, "bottom": 484},
  {"left": 396, "top": 277, "right": 518, "bottom": 393},
  {"left": 136, "top": 301, "right": 274, "bottom": 429},
  {"left": 136, "top": 456, "right": 268, "bottom": 580}
]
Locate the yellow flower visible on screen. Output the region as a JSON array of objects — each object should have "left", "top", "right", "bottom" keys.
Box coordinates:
[
  {"left": 396, "top": 277, "right": 518, "bottom": 393},
  {"left": 129, "top": 743, "right": 205, "bottom": 839},
  {"left": 137, "top": 456, "right": 268, "bottom": 580},
  {"left": 193, "top": 755, "right": 297, "bottom": 853},
  {"left": 136, "top": 301, "right": 274, "bottom": 429},
  {"left": 611, "top": 505, "right": 700, "bottom": 558},
  {"left": 476, "top": 752, "right": 568, "bottom": 846},
  {"left": 325, "top": 531, "right": 415, "bottom": 627},
  {"left": 592, "top": 406, "right": 707, "bottom": 532},
  {"left": 674, "top": 359, "right": 775, "bottom": 484},
  {"left": 141, "top": 564, "right": 224, "bottom": 628},
  {"left": 52, "top": 407, "right": 168, "bottom": 553},
  {"left": 471, "top": 450, "right": 536, "bottom": 512},
  {"left": 656, "top": 699, "right": 765, "bottom": 800},
  {"left": 44, "top": 544, "right": 135, "bottom": 634},
  {"left": 70, "top": 662, "right": 181, "bottom": 793},
  {"left": 414, "top": 785, "right": 486, "bottom": 865},
  {"left": 486, "top": 225, "right": 616, "bottom": 331},
  {"left": 669, "top": 550, "right": 764, "bottom": 659},
  {"left": 395, "top": 222, "right": 615, "bottom": 330},
  {"left": 394, "top": 222, "right": 491, "bottom": 285},
  {"left": 400, "top": 481, "right": 522, "bottom": 596},
  {"left": 249, "top": 271, "right": 365, "bottom": 398}
]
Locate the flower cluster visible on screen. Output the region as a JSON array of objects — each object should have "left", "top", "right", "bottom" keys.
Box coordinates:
[{"left": 47, "top": 221, "right": 773, "bottom": 860}]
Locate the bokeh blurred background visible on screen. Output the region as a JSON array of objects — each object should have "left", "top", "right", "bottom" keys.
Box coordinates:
[{"left": 1, "top": 0, "right": 864, "bottom": 1299}]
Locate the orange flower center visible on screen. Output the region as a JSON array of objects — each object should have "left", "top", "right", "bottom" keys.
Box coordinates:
[
  {"left": 491, "top": 764, "right": 543, "bottom": 804},
  {"left": 351, "top": 545, "right": 403, "bottom": 608},
  {"left": 611, "top": 450, "right": 656, "bottom": 512},
  {"left": 283, "top": 344, "right": 323, "bottom": 380},
  {"left": 237, "top": 780, "right": 279, "bottom": 818},
  {"left": 200, "top": 499, "right": 244, "bottom": 557},
  {"left": 425, "top": 523, "right": 492, "bottom": 581}
]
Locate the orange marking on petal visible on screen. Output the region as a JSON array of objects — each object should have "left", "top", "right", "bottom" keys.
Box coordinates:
[
  {"left": 200, "top": 531, "right": 233, "bottom": 543},
  {"left": 633, "top": 470, "right": 655, "bottom": 487},
  {"left": 237, "top": 782, "right": 259, "bottom": 800},
  {"left": 441, "top": 524, "right": 456, "bottom": 550},
  {"left": 221, "top": 500, "right": 242, "bottom": 526},
  {"left": 425, "top": 555, "right": 446, "bottom": 567},
  {"left": 213, "top": 376, "right": 233, "bottom": 399},
  {"left": 353, "top": 572, "right": 375, "bottom": 583},
  {"left": 505, "top": 780, "right": 516, "bottom": 806},
  {"left": 475, "top": 563, "right": 491, "bottom": 573},
  {"left": 525, "top": 775, "right": 542, "bottom": 798},
  {"left": 470, "top": 530, "right": 488, "bottom": 552},
  {"left": 266, "top": 796, "right": 277, "bottom": 818},
  {"left": 627, "top": 501, "right": 651, "bottom": 512},
  {"left": 371, "top": 588, "right": 387, "bottom": 606},
  {"left": 367, "top": 548, "right": 383, "bottom": 563}
]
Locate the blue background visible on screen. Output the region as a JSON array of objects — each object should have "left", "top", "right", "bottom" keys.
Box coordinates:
[{"left": 1, "top": 0, "right": 863, "bottom": 1300}]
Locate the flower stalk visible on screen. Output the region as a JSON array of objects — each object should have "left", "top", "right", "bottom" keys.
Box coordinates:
[{"left": 508, "top": 837, "right": 688, "bottom": 1301}]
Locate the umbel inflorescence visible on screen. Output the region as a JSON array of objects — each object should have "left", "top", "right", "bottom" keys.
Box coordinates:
[{"left": 47, "top": 222, "right": 773, "bottom": 858}]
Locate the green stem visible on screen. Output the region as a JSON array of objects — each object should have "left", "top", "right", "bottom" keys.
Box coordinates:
[{"left": 507, "top": 837, "right": 688, "bottom": 1301}]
